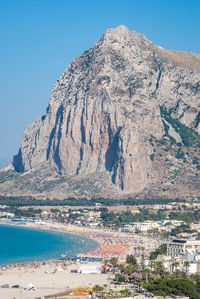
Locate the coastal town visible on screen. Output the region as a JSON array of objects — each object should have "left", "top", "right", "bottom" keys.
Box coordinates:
[
  {"left": 0, "top": 198, "right": 200, "bottom": 299},
  {"left": 1, "top": 0, "right": 200, "bottom": 299}
]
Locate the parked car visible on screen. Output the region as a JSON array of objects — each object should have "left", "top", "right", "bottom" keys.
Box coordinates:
[
  {"left": 12, "top": 284, "right": 20, "bottom": 288},
  {"left": 1, "top": 284, "right": 9, "bottom": 288},
  {"left": 144, "top": 292, "right": 154, "bottom": 297}
]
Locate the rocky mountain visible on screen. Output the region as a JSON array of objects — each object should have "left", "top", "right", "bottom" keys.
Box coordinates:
[{"left": 1, "top": 25, "right": 200, "bottom": 199}]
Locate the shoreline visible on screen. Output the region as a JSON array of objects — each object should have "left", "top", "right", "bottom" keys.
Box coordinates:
[
  {"left": 0, "top": 219, "right": 163, "bottom": 262},
  {"left": 0, "top": 221, "right": 112, "bottom": 299},
  {"left": 0, "top": 220, "right": 163, "bottom": 299},
  {"left": 0, "top": 221, "right": 101, "bottom": 266}
]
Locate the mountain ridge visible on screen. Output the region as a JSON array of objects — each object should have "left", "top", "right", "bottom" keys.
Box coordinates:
[{"left": 1, "top": 25, "right": 200, "bottom": 199}]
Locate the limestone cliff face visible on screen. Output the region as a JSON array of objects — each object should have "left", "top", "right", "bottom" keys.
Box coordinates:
[{"left": 13, "top": 25, "right": 200, "bottom": 196}]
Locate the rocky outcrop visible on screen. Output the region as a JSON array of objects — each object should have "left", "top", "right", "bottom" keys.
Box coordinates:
[{"left": 11, "top": 25, "right": 200, "bottom": 198}]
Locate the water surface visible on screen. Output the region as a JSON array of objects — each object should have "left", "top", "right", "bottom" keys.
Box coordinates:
[{"left": 0, "top": 224, "right": 98, "bottom": 264}]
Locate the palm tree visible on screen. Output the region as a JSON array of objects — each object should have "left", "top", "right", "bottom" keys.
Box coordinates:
[
  {"left": 140, "top": 246, "right": 145, "bottom": 255},
  {"left": 174, "top": 261, "right": 179, "bottom": 271},
  {"left": 109, "top": 257, "right": 118, "bottom": 273},
  {"left": 103, "top": 259, "right": 109, "bottom": 265},
  {"left": 141, "top": 253, "right": 145, "bottom": 270},
  {"left": 142, "top": 268, "right": 151, "bottom": 282},
  {"left": 170, "top": 262, "right": 175, "bottom": 274},
  {"left": 149, "top": 260, "right": 154, "bottom": 271},
  {"left": 171, "top": 261, "right": 179, "bottom": 274},
  {"left": 133, "top": 263, "right": 140, "bottom": 272},
  {"left": 154, "top": 261, "right": 165, "bottom": 278},
  {"left": 183, "top": 261, "right": 190, "bottom": 276},
  {"left": 170, "top": 262, "right": 175, "bottom": 273},
  {"left": 190, "top": 273, "right": 197, "bottom": 282},
  {"left": 126, "top": 254, "right": 137, "bottom": 265},
  {"left": 125, "top": 264, "right": 135, "bottom": 275},
  {"left": 118, "top": 263, "right": 125, "bottom": 274},
  {"left": 190, "top": 273, "right": 200, "bottom": 283},
  {"left": 173, "top": 261, "right": 180, "bottom": 278}
]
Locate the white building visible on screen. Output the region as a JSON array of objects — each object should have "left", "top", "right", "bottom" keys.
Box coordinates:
[
  {"left": 167, "top": 239, "right": 200, "bottom": 257},
  {"left": 78, "top": 265, "right": 102, "bottom": 274},
  {"left": 0, "top": 211, "right": 14, "bottom": 218},
  {"left": 131, "top": 221, "right": 160, "bottom": 232}
]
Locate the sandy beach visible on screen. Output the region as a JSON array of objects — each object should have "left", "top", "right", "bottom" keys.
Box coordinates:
[
  {"left": 0, "top": 221, "right": 162, "bottom": 298},
  {"left": 0, "top": 262, "right": 110, "bottom": 299}
]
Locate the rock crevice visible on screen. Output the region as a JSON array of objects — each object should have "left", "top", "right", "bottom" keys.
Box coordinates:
[{"left": 12, "top": 25, "right": 200, "bottom": 196}]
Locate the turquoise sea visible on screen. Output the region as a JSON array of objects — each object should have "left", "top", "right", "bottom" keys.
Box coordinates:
[{"left": 0, "top": 224, "right": 98, "bottom": 264}]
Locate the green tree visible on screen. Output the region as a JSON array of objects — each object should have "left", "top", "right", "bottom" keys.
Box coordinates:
[
  {"left": 126, "top": 254, "right": 137, "bottom": 265},
  {"left": 109, "top": 257, "right": 118, "bottom": 273},
  {"left": 183, "top": 261, "right": 190, "bottom": 276},
  {"left": 145, "top": 278, "right": 198, "bottom": 299},
  {"left": 142, "top": 268, "right": 151, "bottom": 282},
  {"left": 149, "top": 244, "right": 167, "bottom": 260},
  {"left": 103, "top": 259, "right": 109, "bottom": 266},
  {"left": 174, "top": 261, "right": 180, "bottom": 278},
  {"left": 154, "top": 261, "right": 166, "bottom": 278},
  {"left": 118, "top": 263, "right": 125, "bottom": 274},
  {"left": 93, "top": 285, "right": 104, "bottom": 292},
  {"left": 149, "top": 260, "right": 154, "bottom": 271},
  {"left": 114, "top": 273, "right": 125, "bottom": 283},
  {"left": 119, "top": 288, "right": 132, "bottom": 297},
  {"left": 125, "top": 264, "right": 139, "bottom": 275}
]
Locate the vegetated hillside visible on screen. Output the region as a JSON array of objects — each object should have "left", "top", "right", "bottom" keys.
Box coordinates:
[{"left": 0, "top": 25, "right": 200, "bottom": 200}]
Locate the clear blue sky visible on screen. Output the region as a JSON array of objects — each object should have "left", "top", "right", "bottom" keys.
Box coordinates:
[{"left": 0, "top": 0, "right": 200, "bottom": 168}]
